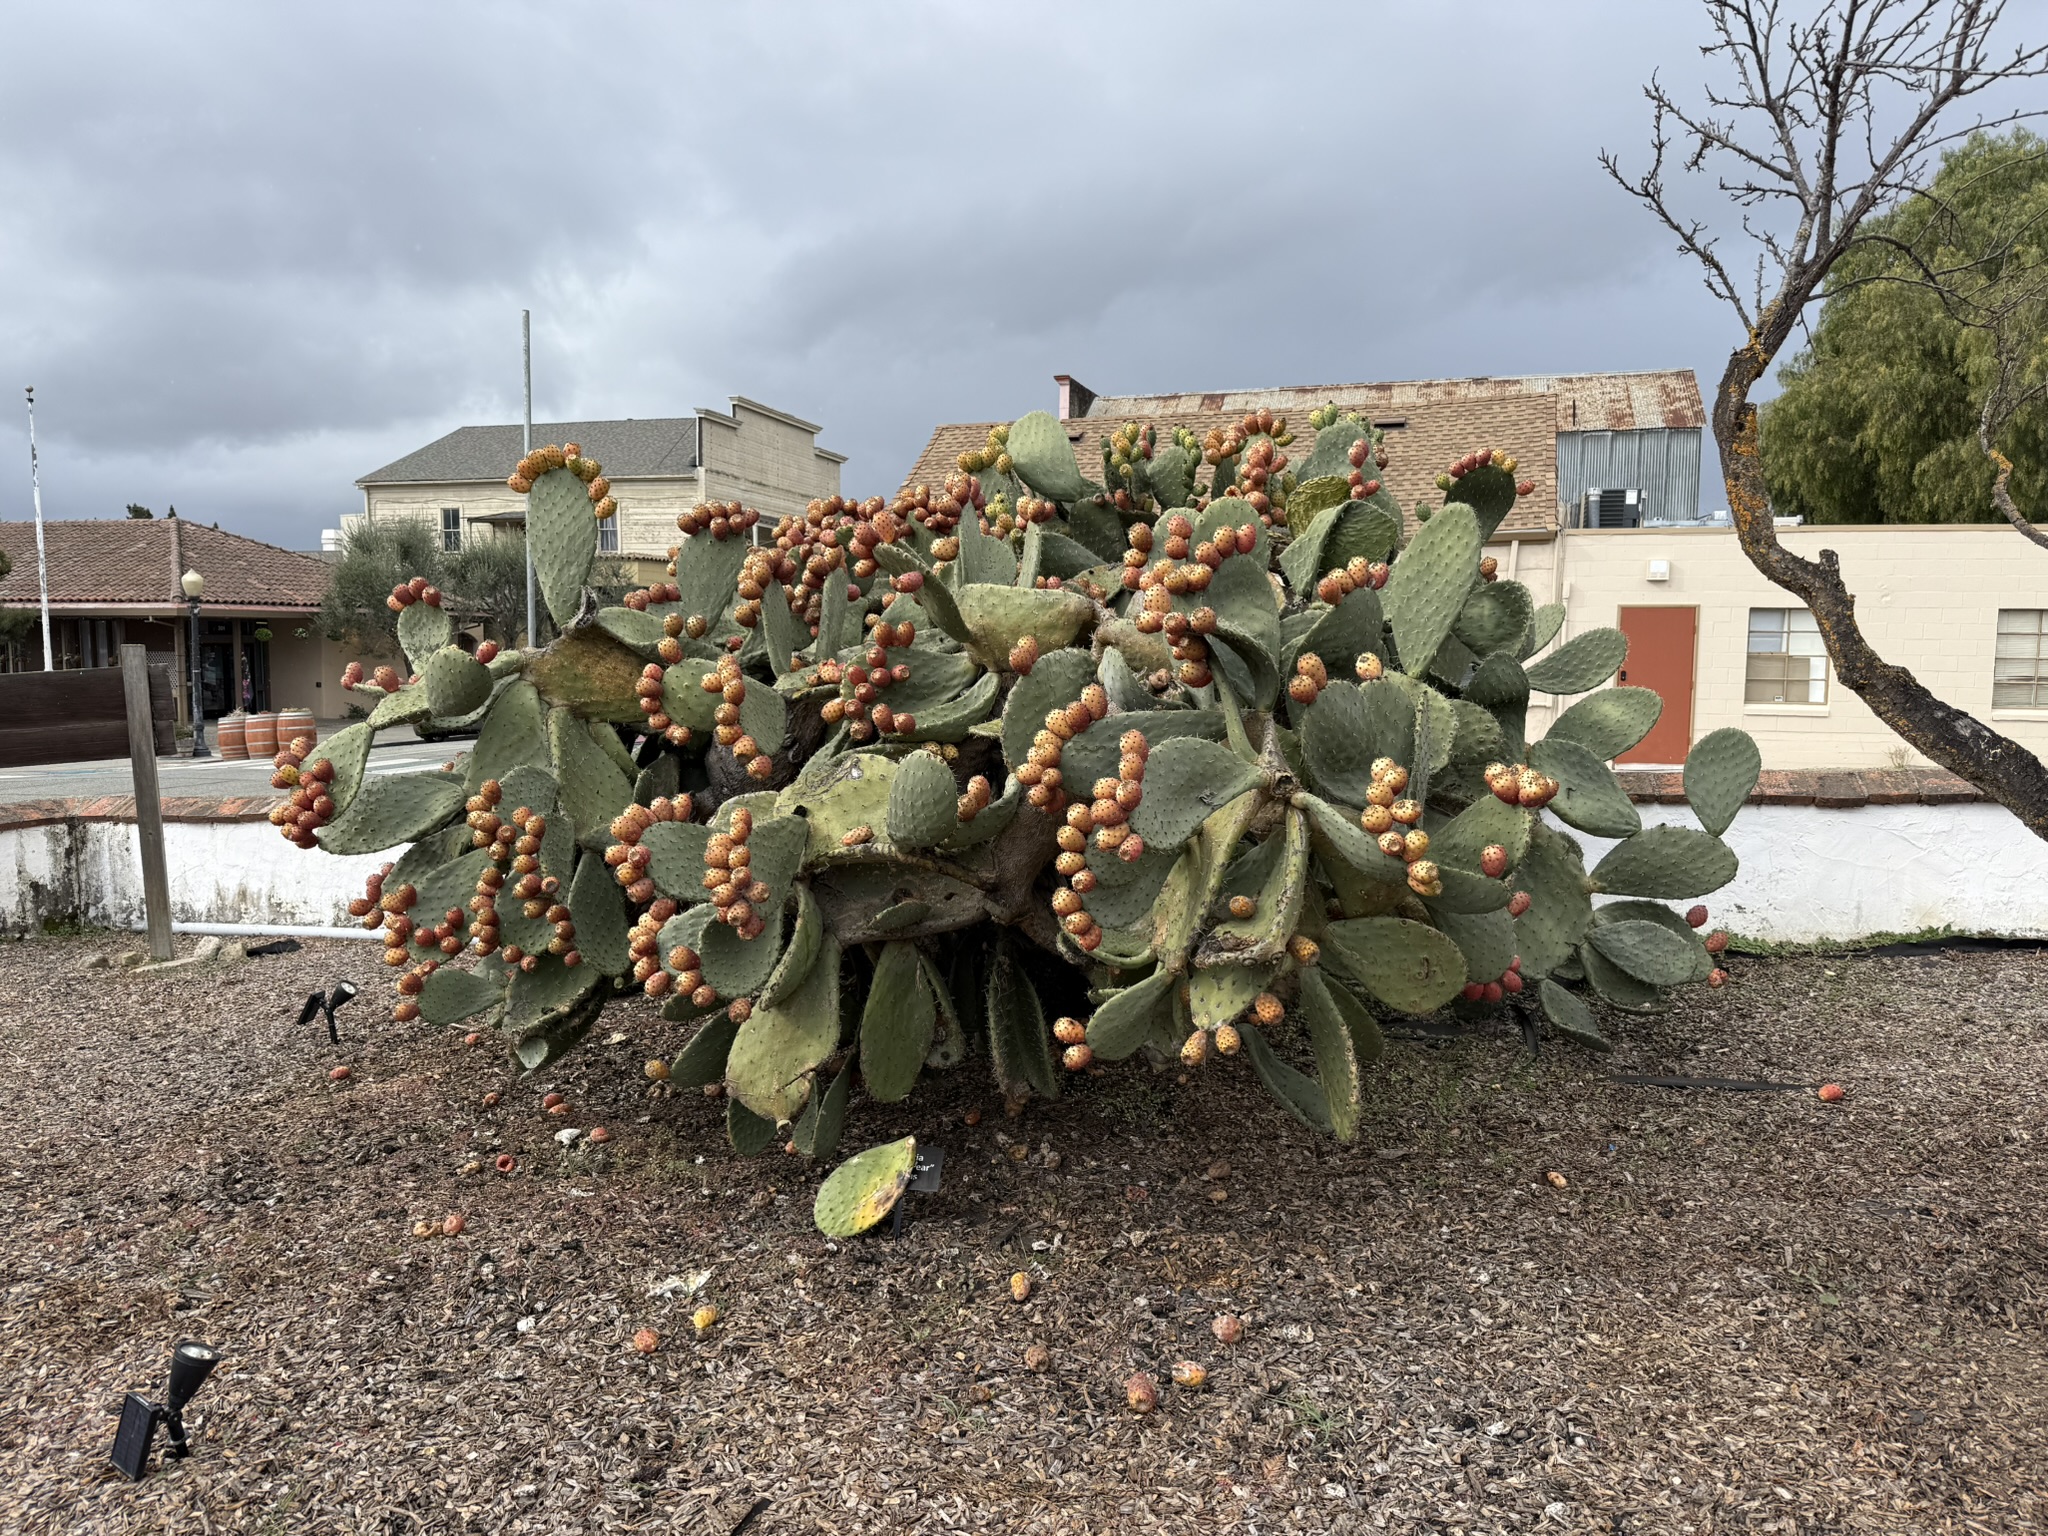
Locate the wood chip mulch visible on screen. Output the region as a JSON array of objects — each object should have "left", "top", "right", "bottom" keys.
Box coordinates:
[{"left": 2, "top": 934, "right": 2042, "bottom": 1534}]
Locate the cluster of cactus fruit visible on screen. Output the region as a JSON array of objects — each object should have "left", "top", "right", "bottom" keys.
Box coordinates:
[{"left": 293, "top": 402, "right": 1758, "bottom": 1225}]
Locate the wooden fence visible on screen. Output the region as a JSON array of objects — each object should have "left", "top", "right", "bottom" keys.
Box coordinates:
[{"left": 0, "top": 663, "right": 177, "bottom": 769}]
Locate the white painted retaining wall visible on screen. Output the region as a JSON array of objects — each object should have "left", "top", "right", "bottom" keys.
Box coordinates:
[
  {"left": 1, "top": 819, "right": 401, "bottom": 932},
  {"left": 1576, "top": 800, "right": 2048, "bottom": 942},
  {"left": 4, "top": 801, "right": 2045, "bottom": 942}
]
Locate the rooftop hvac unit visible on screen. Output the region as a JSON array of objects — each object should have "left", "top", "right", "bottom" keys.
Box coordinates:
[{"left": 1583, "top": 488, "right": 1642, "bottom": 528}]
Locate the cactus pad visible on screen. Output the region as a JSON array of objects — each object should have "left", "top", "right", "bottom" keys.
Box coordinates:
[
  {"left": 1238, "top": 1024, "right": 1333, "bottom": 1133},
  {"left": 423, "top": 645, "right": 492, "bottom": 720},
  {"left": 725, "top": 937, "right": 842, "bottom": 1124},
  {"left": 1538, "top": 978, "right": 1611, "bottom": 1051},
  {"left": 1528, "top": 736, "right": 1642, "bottom": 839},
  {"left": 1383, "top": 504, "right": 1481, "bottom": 678},
  {"left": 1592, "top": 824, "right": 1740, "bottom": 900},
  {"left": 1587, "top": 919, "right": 1699, "bottom": 987},
  {"left": 859, "top": 941, "right": 935, "bottom": 1101},
  {"left": 396, "top": 600, "right": 454, "bottom": 672},
  {"left": 1297, "top": 968, "right": 1362, "bottom": 1142},
  {"left": 419, "top": 964, "right": 503, "bottom": 1026},
  {"left": 1683, "top": 727, "right": 1761, "bottom": 837},
  {"left": 813, "top": 1136, "right": 918, "bottom": 1238},
  {"left": 316, "top": 771, "right": 464, "bottom": 856},
  {"left": 1130, "top": 738, "right": 1265, "bottom": 850},
  {"left": 1523, "top": 627, "right": 1629, "bottom": 695},
  {"left": 526, "top": 466, "right": 600, "bottom": 630},
  {"left": 1545, "top": 686, "right": 1663, "bottom": 761},
  {"left": 887, "top": 750, "right": 963, "bottom": 849}
]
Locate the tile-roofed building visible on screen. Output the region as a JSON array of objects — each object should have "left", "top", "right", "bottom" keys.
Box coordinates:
[
  {"left": 901, "top": 369, "right": 1707, "bottom": 539},
  {"left": 352, "top": 398, "right": 845, "bottom": 568},
  {"left": 0, "top": 517, "right": 350, "bottom": 730}
]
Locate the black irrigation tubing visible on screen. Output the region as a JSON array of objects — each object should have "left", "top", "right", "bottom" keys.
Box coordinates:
[{"left": 1861, "top": 934, "right": 2048, "bottom": 957}]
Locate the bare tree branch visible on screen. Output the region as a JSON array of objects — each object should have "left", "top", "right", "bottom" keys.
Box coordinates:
[{"left": 1610, "top": 0, "right": 2048, "bottom": 839}]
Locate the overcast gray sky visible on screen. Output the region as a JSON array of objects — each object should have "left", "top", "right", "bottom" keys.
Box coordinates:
[{"left": 0, "top": 1, "right": 2039, "bottom": 547}]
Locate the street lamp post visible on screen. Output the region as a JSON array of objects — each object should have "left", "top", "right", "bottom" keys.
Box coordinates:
[{"left": 181, "top": 568, "right": 209, "bottom": 758}]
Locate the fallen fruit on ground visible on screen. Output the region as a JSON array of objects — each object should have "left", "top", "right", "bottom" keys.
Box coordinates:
[
  {"left": 632, "top": 1328, "right": 659, "bottom": 1354},
  {"left": 1125, "top": 1372, "right": 1160, "bottom": 1413},
  {"left": 588, "top": 1126, "right": 611, "bottom": 1143},
  {"left": 1212, "top": 1314, "right": 1244, "bottom": 1344},
  {"left": 1009, "top": 1272, "right": 1032, "bottom": 1303},
  {"left": 1818, "top": 1082, "right": 1846, "bottom": 1102},
  {"left": 1170, "top": 1361, "right": 1207, "bottom": 1388},
  {"left": 328, "top": 1066, "right": 350, "bottom": 1082},
  {"left": 692, "top": 1305, "right": 719, "bottom": 1336},
  {"left": 442, "top": 1213, "right": 465, "bottom": 1236},
  {"left": 1024, "top": 1344, "right": 1051, "bottom": 1372},
  {"left": 494, "top": 1154, "right": 516, "bottom": 1174}
]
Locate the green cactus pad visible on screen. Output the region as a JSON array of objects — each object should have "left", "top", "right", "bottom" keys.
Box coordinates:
[
  {"left": 1322, "top": 498, "right": 1405, "bottom": 573},
  {"left": 422, "top": 645, "right": 491, "bottom": 720},
  {"left": 1420, "top": 867, "right": 1513, "bottom": 915},
  {"left": 813, "top": 1135, "right": 919, "bottom": 1238},
  {"left": 1084, "top": 968, "right": 1176, "bottom": 1061},
  {"left": 1322, "top": 969, "right": 1386, "bottom": 1064},
  {"left": 311, "top": 721, "right": 375, "bottom": 813},
  {"left": 859, "top": 941, "right": 935, "bottom": 1102},
  {"left": 1683, "top": 727, "right": 1761, "bottom": 837},
  {"left": 592, "top": 605, "right": 668, "bottom": 657},
  {"left": 1431, "top": 794, "right": 1534, "bottom": 873},
  {"left": 725, "top": 936, "right": 842, "bottom": 1124},
  {"left": 672, "top": 529, "right": 751, "bottom": 636},
  {"left": 366, "top": 682, "right": 434, "bottom": 731},
  {"left": 1510, "top": 824, "right": 1596, "bottom": 977},
  {"left": 726, "top": 1095, "right": 777, "bottom": 1155},
  {"left": 1146, "top": 441, "right": 1197, "bottom": 508},
  {"left": 998, "top": 645, "right": 1097, "bottom": 772},
  {"left": 548, "top": 707, "right": 634, "bottom": 848},
  {"left": 1129, "top": 738, "right": 1266, "bottom": 850},
  {"left": 396, "top": 600, "right": 455, "bottom": 672},
  {"left": 565, "top": 851, "right": 630, "bottom": 975},
  {"left": 919, "top": 952, "right": 967, "bottom": 1067},
  {"left": 634, "top": 753, "right": 681, "bottom": 808},
  {"left": 1591, "top": 824, "right": 1740, "bottom": 899},
  {"left": 1580, "top": 939, "right": 1670, "bottom": 1013},
  {"left": 511, "top": 983, "right": 607, "bottom": 1072},
  {"left": 1588, "top": 919, "right": 1700, "bottom": 987},
  {"left": 1383, "top": 504, "right": 1480, "bottom": 679},
  {"left": 1324, "top": 916, "right": 1468, "bottom": 1014},
  {"left": 757, "top": 582, "right": 807, "bottom": 677},
  {"left": 526, "top": 626, "right": 646, "bottom": 723},
  {"left": 783, "top": 752, "right": 897, "bottom": 860},
  {"left": 1295, "top": 792, "right": 1408, "bottom": 889},
  {"left": 1295, "top": 588, "right": 1385, "bottom": 680},
  {"left": 938, "top": 770, "right": 1022, "bottom": 851},
  {"left": 1592, "top": 899, "right": 1713, "bottom": 981},
  {"left": 955, "top": 585, "right": 1094, "bottom": 668},
  {"left": 315, "top": 771, "right": 465, "bottom": 856},
  {"left": 1538, "top": 977, "right": 1611, "bottom": 1051},
  {"left": 756, "top": 884, "right": 823, "bottom": 1007},
  {"left": 790, "top": 1058, "right": 851, "bottom": 1160},
  {"left": 1453, "top": 580, "right": 1534, "bottom": 656},
  {"left": 1156, "top": 790, "right": 1261, "bottom": 968},
  {"left": 669, "top": 1009, "right": 743, "bottom": 1089},
  {"left": 1238, "top": 1023, "right": 1333, "bottom": 1133},
  {"left": 986, "top": 934, "right": 1057, "bottom": 1103},
  {"left": 885, "top": 750, "right": 958, "bottom": 848},
  {"left": 1523, "top": 627, "right": 1629, "bottom": 695},
  {"left": 1528, "top": 736, "right": 1643, "bottom": 839},
  {"left": 1189, "top": 961, "right": 1274, "bottom": 1031},
  {"left": 464, "top": 681, "right": 549, "bottom": 795},
  {"left": 1297, "top": 968, "right": 1362, "bottom": 1142},
  {"left": 1521, "top": 602, "right": 1566, "bottom": 659},
  {"left": 1300, "top": 683, "right": 1377, "bottom": 805},
  {"left": 640, "top": 821, "right": 711, "bottom": 902},
  {"left": 407, "top": 841, "right": 486, "bottom": 926},
  {"left": 1447, "top": 700, "right": 1505, "bottom": 768},
  {"left": 1296, "top": 417, "right": 1369, "bottom": 482},
  {"left": 1287, "top": 475, "right": 1353, "bottom": 534},
  {"left": 815, "top": 568, "right": 861, "bottom": 656},
  {"left": 1198, "top": 808, "right": 1307, "bottom": 967},
  {"left": 418, "top": 964, "right": 503, "bottom": 1026},
  {"left": 1432, "top": 908, "right": 1517, "bottom": 985},
  {"left": 1406, "top": 675, "right": 1457, "bottom": 799},
  {"left": 504, "top": 948, "right": 601, "bottom": 1039},
  {"left": 526, "top": 466, "right": 599, "bottom": 630},
  {"left": 1004, "top": 411, "right": 1088, "bottom": 502},
  {"left": 1060, "top": 710, "right": 1225, "bottom": 800},
  {"left": 1545, "top": 687, "right": 1663, "bottom": 761}
]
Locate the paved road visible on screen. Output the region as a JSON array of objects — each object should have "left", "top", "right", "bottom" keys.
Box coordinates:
[{"left": 0, "top": 734, "right": 461, "bottom": 806}]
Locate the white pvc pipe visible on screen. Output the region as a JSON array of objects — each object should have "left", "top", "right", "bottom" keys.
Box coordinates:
[{"left": 131, "top": 920, "right": 385, "bottom": 941}]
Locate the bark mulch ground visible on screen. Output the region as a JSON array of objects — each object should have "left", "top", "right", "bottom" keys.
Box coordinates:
[{"left": 2, "top": 933, "right": 2042, "bottom": 1534}]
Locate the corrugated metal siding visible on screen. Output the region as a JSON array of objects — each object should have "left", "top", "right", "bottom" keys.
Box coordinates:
[{"left": 1556, "top": 428, "right": 1703, "bottom": 524}]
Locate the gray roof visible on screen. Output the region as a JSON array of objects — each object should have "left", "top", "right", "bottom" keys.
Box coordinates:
[{"left": 357, "top": 418, "right": 700, "bottom": 486}]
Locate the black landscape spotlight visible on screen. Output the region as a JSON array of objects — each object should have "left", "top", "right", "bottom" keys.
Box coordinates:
[
  {"left": 109, "top": 1340, "right": 222, "bottom": 1481},
  {"left": 293, "top": 979, "right": 360, "bottom": 1044}
]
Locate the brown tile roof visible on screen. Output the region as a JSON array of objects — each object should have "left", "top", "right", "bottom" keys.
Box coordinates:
[
  {"left": 0, "top": 520, "right": 332, "bottom": 611},
  {"left": 1083, "top": 370, "right": 1705, "bottom": 433},
  {"left": 900, "top": 393, "right": 1565, "bottom": 537}
]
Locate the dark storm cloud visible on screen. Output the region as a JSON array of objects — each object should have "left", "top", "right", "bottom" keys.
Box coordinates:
[{"left": 5, "top": 1, "right": 2027, "bottom": 544}]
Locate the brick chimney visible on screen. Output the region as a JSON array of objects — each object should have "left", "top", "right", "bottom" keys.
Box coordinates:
[{"left": 1054, "top": 374, "right": 1096, "bottom": 421}]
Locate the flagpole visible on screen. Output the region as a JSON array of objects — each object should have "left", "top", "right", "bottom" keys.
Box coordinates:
[
  {"left": 523, "top": 312, "right": 537, "bottom": 648},
  {"left": 24, "top": 387, "right": 52, "bottom": 670}
]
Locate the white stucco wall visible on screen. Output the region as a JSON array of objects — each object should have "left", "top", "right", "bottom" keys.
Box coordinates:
[
  {"left": 1574, "top": 799, "right": 2048, "bottom": 942},
  {"left": 2, "top": 820, "right": 401, "bottom": 931},
  {"left": 6, "top": 804, "right": 2045, "bottom": 944}
]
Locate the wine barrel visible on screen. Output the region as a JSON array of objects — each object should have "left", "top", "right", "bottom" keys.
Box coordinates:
[
  {"left": 276, "top": 706, "right": 317, "bottom": 752},
  {"left": 215, "top": 712, "right": 249, "bottom": 761},
  {"left": 245, "top": 710, "right": 279, "bottom": 758}
]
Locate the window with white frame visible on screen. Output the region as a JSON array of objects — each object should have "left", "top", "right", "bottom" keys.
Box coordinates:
[
  {"left": 1746, "top": 608, "right": 1827, "bottom": 704},
  {"left": 1994, "top": 609, "right": 2048, "bottom": 708},
  {"left": 596, "top": 516, "right": 619, "bottom": 553},
  {"left": 440, "top": 506, "right": 463, "bottom": 552}
]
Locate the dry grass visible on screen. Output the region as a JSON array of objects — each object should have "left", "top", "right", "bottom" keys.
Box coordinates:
[{"left": 1, "top": 933, "right": 2043, "bottom": 1534}]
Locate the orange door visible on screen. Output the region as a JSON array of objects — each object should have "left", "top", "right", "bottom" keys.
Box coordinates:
[{"left": 1615, "top": 607, "right": 1697, "bottom": 765}]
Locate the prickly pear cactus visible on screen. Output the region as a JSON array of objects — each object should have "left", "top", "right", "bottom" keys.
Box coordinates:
[{"left": 282, "top": 414, "right": 1755, "bottom": 1213}]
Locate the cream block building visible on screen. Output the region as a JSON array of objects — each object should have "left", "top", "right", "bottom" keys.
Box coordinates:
[
  {"left": 1516, "top": 522, "right": 2048, "bottom": 770},
  {"left": 351, "top": 398, "right": 845, "bottom": 574}
]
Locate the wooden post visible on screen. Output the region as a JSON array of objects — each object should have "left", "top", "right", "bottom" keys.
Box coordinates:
[{"left": 121, "top": 643, "right": 175, "bottom": 961}]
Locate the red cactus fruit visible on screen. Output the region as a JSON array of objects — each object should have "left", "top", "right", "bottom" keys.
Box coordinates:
[
  {"left": 1685, "top": 904, "right": 1708, "bottom": 928},
  {"left": 1817, "top": 1083, "right": 1845, "bottom": 1102}
]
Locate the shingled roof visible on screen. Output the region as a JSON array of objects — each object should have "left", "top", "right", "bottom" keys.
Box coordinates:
[
  {"left": 358, "top": 418, "right": 701, "bottom": 485},
  {"left": 0, "top": 520, "right": 332, "bottom": 610},
  {"left": 901, "top": 393, "right": 1567, "bottom": 536}
]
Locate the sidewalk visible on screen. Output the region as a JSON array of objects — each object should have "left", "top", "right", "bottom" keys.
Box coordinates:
[{"left": 0, "top": 723, "right": 456, "bottom": 808}]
